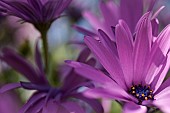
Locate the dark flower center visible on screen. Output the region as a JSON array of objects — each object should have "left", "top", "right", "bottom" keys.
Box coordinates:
[{"left": 129, "top": 84, "right": 154, "bottom": 104}]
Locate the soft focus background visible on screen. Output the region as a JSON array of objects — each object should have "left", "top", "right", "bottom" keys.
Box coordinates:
[{"left": 0, "top": 0, "right": 170, "bottom": 113}]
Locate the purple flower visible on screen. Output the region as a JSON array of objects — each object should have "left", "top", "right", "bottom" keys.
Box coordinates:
[
  {"left": 0, "top": 43, "right": 103, "bottom": 113},
  {"left": 66, "top": 13, "right": 170, "bottom": 113},
  {"left": 73, "top": 0, "right": 160, "bottom": 40},
  {"left": 0, "top": 0, "right": 72, "bottom": 30}
]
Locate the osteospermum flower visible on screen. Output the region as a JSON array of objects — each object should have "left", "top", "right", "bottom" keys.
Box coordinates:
[
  {"left": 0, "top": 0, "right": 72, "bottom": 31},
  {"left": 0, "top": 44, "right": 103, "bottom": 113},
  {"left": 66, "top": 13, "right": 170, "bottom": 113}
]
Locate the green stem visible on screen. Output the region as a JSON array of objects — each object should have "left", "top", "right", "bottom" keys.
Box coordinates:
[{"left": 42, "top": 31, "right": 48, "bottom": 73}]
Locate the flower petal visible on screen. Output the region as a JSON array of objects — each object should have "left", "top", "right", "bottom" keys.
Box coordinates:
[
  {"left": 71, "top": 93, "right": 104, "bottom": 113},
  {"left": 133, "top": 13, "right": 152, "bottom": 84},
  {"left": 0, "top": 83, "right": 21, "bottom": 93},
  {"left": 123, "top": 102, "right": 147, "bottom": 113},
  {"left": 115, "top": 20, "right": 133, "bottom": 87},
  {"left": 153, "top": 87, "right": 170, "bottom": 113},
  {"left": 65, "top": 60, "right": 113, "bottom": 85},
  {"left": 84, "top": 36, "right": 126, "bottom": 89},
  {"left": 62, "top": 101, "right": 85, "bottom": 113}
]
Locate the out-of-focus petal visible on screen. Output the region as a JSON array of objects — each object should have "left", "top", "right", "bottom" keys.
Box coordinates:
[
  {"left": 0, "top": 83, "right": 21, "bottom": 93},
  {"left": 62, "top": 101, "right": 85, "bottom": 113},
  {"left": 123, "top": 102, "right": 147, "bottom": 113},
  {"left": 71, "top": 93, "right": 104, "bottom": 113}
]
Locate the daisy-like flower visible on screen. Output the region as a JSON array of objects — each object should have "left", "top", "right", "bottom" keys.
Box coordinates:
[
  {"left": 73, "top": 0, "right": 160, "bottom": 40},
  {"left": 0, "top": 43, "right": 103, "bottom": 113},
  {"left": 0, "top": 0, "right": 72, "bottom": 31},
  {"left": 66, "top": 13, "right": 170, "bottom": 113}
]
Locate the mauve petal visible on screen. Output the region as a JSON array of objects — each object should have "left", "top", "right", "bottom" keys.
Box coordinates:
[
  {"left": 151, "top": 18, "right": 159, "bottom": 36},
  {"left": 150, "top": 52, "right": 170, "bottom": 92},
  {"left": 84, "top": 87, "right": 137, "bottom": 103},
  {"left": 98, "top": 29, "right": 118, "bottom": 57},
  {"left": 123, "top": 102, "right": 147, "bottom": 113},
  {"left": 144, "top": 25, "right": 170, "bottom": 85},
  {"left": 62, "top": 101, "right": 85, "bottom": 113},
  {"left": 151, "top": 6, "right": 165, "bottom": 20},
  {"left": 42, "top": 100, "right": 70, "bottom": 113},
  {"left": 83, "top": 11, "right": 102, "bottom": 31},
  {"left": 155, "top": 77, "right": 170, "bottom": 95},
  {"left": 153, "top": 87, "right": 170, "bottom": 113},
  {"left": 99, "top": 1, "right": 117, "bottom": 40},
  {"left": 0, "top": 48, "right": 39, "bottom": 83},
  {"left": 0, "top": 83, "right": 21, "bottom": 93},
  {"left": 84, "top": 37, "right": 127, "bottom": 89},
  {"left": 25, "top": 98, "right": 45, "bottom": 113},
  {"left": 19, "top": 92, "right": 46, "bottom": 113},
  {"left": 77, "top": 48, "right": 90, "bottom": 63},
  {"left": 72, "top": 25, "right": 97, "bottom": 37},
  {"left": 115, "top": 20, "right": 133, "bottom": 87},
  {"left": 65, "top": 60, "right": 113, "bottom": 85},
  {"left": 71, "top": 93, "right": 104, "bottom": 113},
  {"left": 133, "top": 13, "right": 152, "bottom": 84},
  {"left": 120, "top": 0, "right": 143, "bottom": 32}
]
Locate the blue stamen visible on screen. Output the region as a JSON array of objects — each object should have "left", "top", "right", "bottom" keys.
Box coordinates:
[{"left": 129, "top": 84, "right": 154, "bottom": 104}]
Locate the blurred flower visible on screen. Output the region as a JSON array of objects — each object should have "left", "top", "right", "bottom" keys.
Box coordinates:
[
  {"left": 0, "top": 91, "right": 21, "bottom": 113},
  {"left": 0, "top": 0, "right": 72, "bottom": 31},
  {"left": 73, "top": 0, "right": 159, "bottom": 40},
  {"left": 0, "top": 43, "right": 103, "bottom": 113},
  {"left": 66, "top": 13, "right": 170, "bottom": 113}
]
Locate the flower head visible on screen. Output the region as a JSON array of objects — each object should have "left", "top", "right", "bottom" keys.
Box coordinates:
[
  {"left": 0, "top": 43, "right": 103, "bottom": 113},
  {"left": 0, "top": 0, "right": 72, "bottom": 31},
  {"left": 66, "top": 13, "right": 170, "bottom": 113}
]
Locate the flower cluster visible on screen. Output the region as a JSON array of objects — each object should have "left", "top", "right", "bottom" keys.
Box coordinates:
[{"left": 0, "top": 0, "right": 170, "bottom": 113}]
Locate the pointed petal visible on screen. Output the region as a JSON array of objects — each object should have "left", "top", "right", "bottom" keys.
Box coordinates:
[
  {"left": 84, "top": 87, "right": 137, "bottom": 103},
  {"left": 72, "top": 25, "right": 97, "bottom": 37},
  {"left": 98, "top": 29, "right": 118, "bottom": 57},
  {"left": 123, "top": 102, "right": 147, "bottom": 113},
  {"left": 133, "top": 13, "right": 152, "bottom": 84},
  {"left": 19, "top": 92, "right": 46, "bottom": 113},
  {"left": 0, "top": 48, "right": 39, "bottom": 83},
  {"left": 0, "top": 83, "right": 21, "bottom": 93},
  {"left": 83, "top": 11, "right": 102, "bottom": 31},
  {"left": 115, "top": 20, "right": 133, "bottom": 87},
  {"left": 35, "top": 41, "right": 43, "bottom": 73},
  {"left": 84, "top": 37, "right": 126, "bottom": 89},
  {"left": 65, "top": 60, "right": 113, "bottom": 85}
]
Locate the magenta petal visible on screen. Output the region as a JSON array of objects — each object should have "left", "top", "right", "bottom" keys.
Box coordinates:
[
  {"left": 98, "top": 29, "right": 118, "bottom": 57},
  {"left": 116, "top": 20, "right": 133, "bottom": 87},
  {"left": 123, "top": 102, "right": 147, "bottom": 113},
  {"left": 150, "top": 50, "right": 170, "bottom": 92},
  {"left": 72, "top": 25, "right": 97, "bottom": 37},
  {"left": 84, "top": 87, "right": 137, "bottom": 103},
  {"left": 120, "top": 0, "right": 143, "bottom": 32},
  {"left": 153, "top": 87, "right": 170, "bottom": 113},
  {"left": 62, "top": 101, "right": 85, "bottom": 113},
  {"left": 19, "top": 92, "right": 46, "bottom": 113},
  {"left": 83, "top": 11, "right": 102, "bottom": 31},
  {"left": 65, "top": 60, "right": 113, "bottom": 85},
  {"left": 77, "top": 48, "right": 90, "bottom": 63},
  {"left": 84, "top": 37, "right": 126, "bottom": 89},
  {"left": 0, "top": 83, "right": 21, "bottom": 93},
  {"left": 133, "top": 13, "right": 152, "bottom": 84},
  {"left": 0, "top": 48, "right": 39, "bottom": 83}
]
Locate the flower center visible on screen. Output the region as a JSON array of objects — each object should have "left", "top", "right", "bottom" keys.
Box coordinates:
[{"left": 129, "top": 84, "right": 154, "bottom": 104}]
